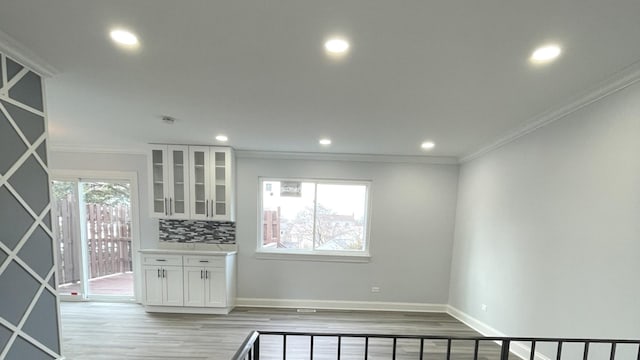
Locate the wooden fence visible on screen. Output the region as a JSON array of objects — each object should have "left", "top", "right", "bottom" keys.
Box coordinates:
[{"left": 54, "top": 197, "right": 132, "bottom": 285}]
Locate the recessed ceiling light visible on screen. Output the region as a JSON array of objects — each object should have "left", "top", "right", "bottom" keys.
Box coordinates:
[
  {"left": 324, "top": 38, "right": 350, "bottom": 54},
  {"left": 110, "top": 29, "right": 139, "bottom": 47},
  {"left": 421, "top": 141, "right": 435, "bottom": 150},
  {"left": 215, "top": 135, "right": 228, "bottom": 142},
  {"left": 530, "top": 44, "right": 561, "bottom": 64},
  {"left": 319, "top": 138, "right": 332, "bottom": 146}
]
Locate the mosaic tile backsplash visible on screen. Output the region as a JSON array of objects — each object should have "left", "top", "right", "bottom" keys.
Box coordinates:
[{"left": 159, "top": 219, "right": 236, "bottom": 244}]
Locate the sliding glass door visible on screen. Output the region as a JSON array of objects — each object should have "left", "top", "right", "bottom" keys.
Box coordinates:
[{"left": 51, "top": 178, "right": 134, "bottom": 300}]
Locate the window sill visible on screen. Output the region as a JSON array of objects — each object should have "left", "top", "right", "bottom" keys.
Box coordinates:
[{"left": 255, "top": 250, "right": 371, "bottom": 263}]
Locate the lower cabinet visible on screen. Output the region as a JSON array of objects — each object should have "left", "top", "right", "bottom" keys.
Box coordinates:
[
  {"left": 140, "top": 250, "right": 236, "bottom": 314},
  {"left": 183, "top": 266, "right": 226, "bottom": 307},
  {"left": 143, "top": 265, "right": 184, "bottom": 306}
]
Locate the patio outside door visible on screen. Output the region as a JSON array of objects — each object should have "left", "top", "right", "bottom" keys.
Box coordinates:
[{"left": 51, "top": 178, "right": 134, "bottom": 300}]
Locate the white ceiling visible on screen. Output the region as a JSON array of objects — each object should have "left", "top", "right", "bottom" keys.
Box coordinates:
[{"left": 1, "top": 0, "right": 639, "bottom": 158}]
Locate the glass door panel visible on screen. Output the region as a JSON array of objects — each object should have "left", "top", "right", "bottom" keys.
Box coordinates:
[
  {"left": 151, "top": 149, "right": 166, "bottom": 214},
  {"left": 52, "top": 178, "right": 135, "bottom": 300},
  {"left": 190, "top": 147, "right": 209, "bottom": 218},
  {"left": 213, "top": 151, "right": 226, "bottom": 216},
  {"left": 51, "top": 180, "right": 82, "bottom": 296},
  {"left": 169, "top": 147, "right": 189, "bottom": 217},
  {"left": 82, "top": 181, "right": 134, "bottom": 297}
]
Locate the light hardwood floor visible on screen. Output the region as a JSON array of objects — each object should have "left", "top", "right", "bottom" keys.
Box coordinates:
[{"left": 60, "top": 302, "right": 506, "bottom": 360}]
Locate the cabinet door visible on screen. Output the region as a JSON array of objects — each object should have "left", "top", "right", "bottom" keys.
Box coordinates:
[
  {"left": 162, "top": 267, "right": 184, "bottom": 306},
  {"left": 149, "top": 146, "right": 168, "bottom": 217},
  {"left": 143, "top": 266, "right": 164, "bottom": 306},
  {"left": 189, "top": 146, "right": 211, "bottom": 219},
  {"left": 167, "top": 146, "right": 190, "bottom": 218},
  {"left": 211, "top": 148, "right": 232, "bottom": 221},
  {"left": 204, "top": 267, "right": 226, "bottom": 307},
  {"left": 183, "top": 267, "right": 205, "bottom": 307}
]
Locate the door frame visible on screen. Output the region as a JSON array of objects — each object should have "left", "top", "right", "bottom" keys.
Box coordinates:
[{"left": 51, "top": 170, "right": 141, "bottom": 302}]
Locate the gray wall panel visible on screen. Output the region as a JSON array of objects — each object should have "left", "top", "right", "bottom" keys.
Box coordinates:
[
  {"left": 0, "top": 106, "right": 28, "bottom": 174},
  {"left": 37, "top": 141, "right": 48, "bottom": 165},
  {"left": 8, "top": 155, "right": 50, "bottom": 215},
  {"left": 8, "top": 71, "right": 44, "bottom": 111},
  {"left": 0, "top": 52, "right": 61, "bottom": 358},
  {"left": 1, "top": 99, "right": 45, "bottom": 144},
  {"left": 21, "top": 289, "right": 60, "bottom": 354},
  {"left": 0, "top": 324, "right": 11, "bottom": 354},
  {"left": 0, "top": 261, "right": 40, "bottom": 325},
  {"left": 17, "top": 225, "right": 54, "bottom": 279},
  {"left": 42, "top": 210, "right": 52, "bottom": 229},
  {"left": 5, "top": 336, "right": 55, "bottom": 360},
  {"left": 0, "top": 186, "right": 35, "bottom": 250},
  {"left": 5, "top": 57, "right": 23, "bottom": 81}
]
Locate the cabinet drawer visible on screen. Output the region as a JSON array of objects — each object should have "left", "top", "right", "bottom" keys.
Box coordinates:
[
  {"left": 184, "top": 255, "right": 225, "bottom": 268},
  {"left": 142, "top": 254, "right": 183, "bottom": 266}
]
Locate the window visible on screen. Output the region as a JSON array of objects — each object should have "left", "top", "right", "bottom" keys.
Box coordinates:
[{"left": 259, "top": 178, "right": 370, "bottom": 258}]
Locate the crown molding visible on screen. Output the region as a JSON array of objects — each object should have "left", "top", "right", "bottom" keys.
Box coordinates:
[
  {"left": 235, "top": 149, "right": 459, "bottom": 165},
  {"left": 460, "top": 60, "right": 640, "bottom": 163},
  {"left": 49, "top": 144, "right": 147, "bottom": 155},
  {"left": 0, "top": 29, "right": 59, "bottom": 78},
  {"left": 50, "top": 144, "right": 458, "bottom": 164}
]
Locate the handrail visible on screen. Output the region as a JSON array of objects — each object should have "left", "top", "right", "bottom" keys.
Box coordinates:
[
  {"left": 231, "top": 330, "right": 640, "bottom": 360},
  {"left": 231, "top": 330, "right": 260, "bottom": 360},
  {"left": 255, "top": 331, "right": 640, "bottom": 344}
]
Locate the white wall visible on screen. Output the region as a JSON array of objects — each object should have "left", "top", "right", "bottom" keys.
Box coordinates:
[
  {"left": 235, "top": 157, "right": 459, "bottom": 303},
  {"left": 49, "top": 151, "right": 159, "bottom": 250},
  {"left": 449, "top": 81, "right": 640, "bottom": 340},
  {"left": 50, "top": 151, "right": 460, "bottom": 305}
]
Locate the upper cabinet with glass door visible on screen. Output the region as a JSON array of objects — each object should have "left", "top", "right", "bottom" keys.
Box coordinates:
[
  {"left": 188, "top": 146, "right": 234, "bottom": 221},
  {"left": 148, "top": 145, "right": 190, "bottom": 219}
]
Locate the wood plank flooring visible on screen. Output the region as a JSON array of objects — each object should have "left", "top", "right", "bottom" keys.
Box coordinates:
[{"left": 60, "top": 302, "right": 509, "bottom": 360}]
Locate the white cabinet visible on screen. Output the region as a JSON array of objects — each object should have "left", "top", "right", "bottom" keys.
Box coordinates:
[
  {"left": 148, "top": 145, "right": 190, "bottom": 218},
  {"left": 183, "top": 267, "right": 207, "bottom": 307},
  {"left": 183, "top": 267, "right": 226, "bottom": 307},
  {"left": 204, "top": 267, "right": 226, "bottom": 307},
  {"left": 139, "top": 250, "right": 236, "bottom": 314},
  {"left": 141, "top": 254, "right": 184, "bottom": 306},
  {"left": 183, "top": 255, "right": 230, "bottom": 307},
  {"left": 142, "top": 266, "right": 164, "bottom": 305},
  {"left": 189, "top": 146, "right": 234, "bottom": 221},
  {"left": 149, "top": 144, "right": 234, "bottom": 220}
]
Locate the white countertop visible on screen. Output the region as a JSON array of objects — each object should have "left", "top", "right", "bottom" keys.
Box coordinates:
[{"left": 139, "top": 249, "right": 237, "bottom": 256}]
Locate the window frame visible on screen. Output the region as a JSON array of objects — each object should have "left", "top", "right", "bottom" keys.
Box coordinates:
[{"left": 256, "top": 177, "right": 372, "bottom": 262}]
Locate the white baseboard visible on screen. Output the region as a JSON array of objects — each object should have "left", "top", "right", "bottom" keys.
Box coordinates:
[
  {"left": 446, "top": 305, "right": 551, "bottom": 360},
  {"left": 236, "top": 297, "right": 448, "bottom": 313},
  {"left": 446, "top": 305, "right": 507, "bottom": 337}
]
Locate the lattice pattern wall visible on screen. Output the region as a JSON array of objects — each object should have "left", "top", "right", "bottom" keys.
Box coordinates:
[{"left": 0, "top": 52, "right": 62, "bottom": 359}]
